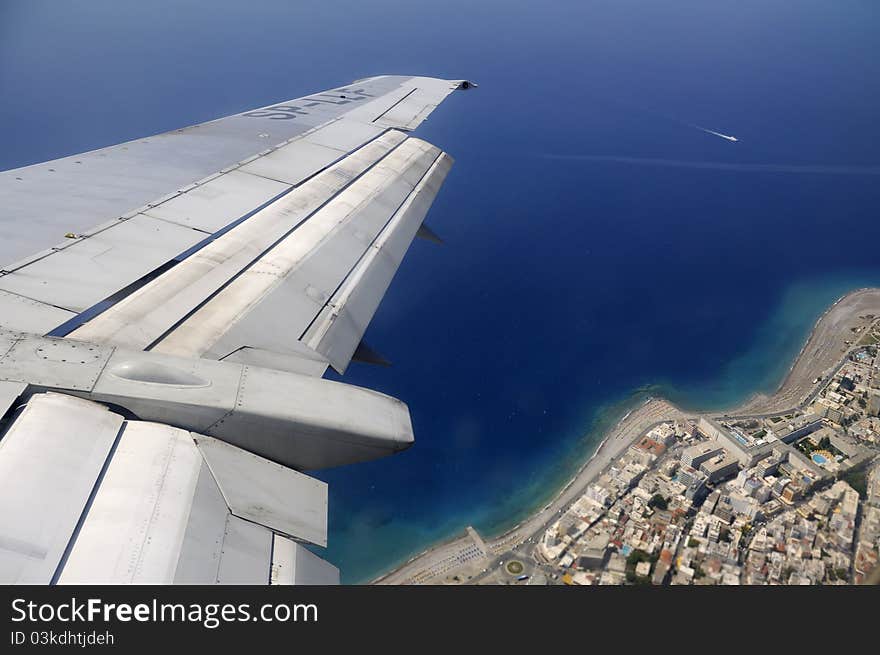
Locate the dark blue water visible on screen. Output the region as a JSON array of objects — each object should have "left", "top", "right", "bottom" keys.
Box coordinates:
[{"left": 2, "top": 1, "right": 879, "bottom": 582}]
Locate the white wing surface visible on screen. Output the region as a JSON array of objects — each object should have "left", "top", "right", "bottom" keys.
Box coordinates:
[{"left": 0, "top": 75, "right": 472, "bottom": 584}]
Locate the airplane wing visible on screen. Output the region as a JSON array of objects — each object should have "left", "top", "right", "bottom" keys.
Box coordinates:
[{"left": 0, "top": 75, "right": 472, "bottom": 584}]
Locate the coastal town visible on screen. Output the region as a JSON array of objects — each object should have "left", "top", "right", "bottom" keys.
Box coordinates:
[
  {"left": 376, "top": 292, "right": 880, "bottom": 586},
  {"left": 533, "top": 400, "right": 878, "bottom": 586}
]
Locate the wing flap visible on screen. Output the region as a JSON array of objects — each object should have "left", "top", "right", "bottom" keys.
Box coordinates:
[
  {"left": 194, "top": 434, "right": 328, "bottom": 547},
  {"left": 163, "top": 137, "right": 442, "bottom": 364},
  {"left": 271, "top": 534, "right": 340, "bottom": 585},
  {"left": 213, "top": 515, "right": 274, "bottom": 584},
  {"left": 0, "top": 394, "right": 336, "bottom": 585},
  {"left": 0, "top": 393, "right": 124, "bottom": 584},
  {"left": 303, "top": 152, "right": 453, "bottom": 372},
  {"left": 58, "top": 421, "right": 204, "bottom": 584},
  {"left": 171, "top": 461, "right": 230, "bottom": 585}
]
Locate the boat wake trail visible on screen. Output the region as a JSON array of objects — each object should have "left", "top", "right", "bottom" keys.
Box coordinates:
[{"left": 693, "top": 126, "right": 738, "bottom": 142}]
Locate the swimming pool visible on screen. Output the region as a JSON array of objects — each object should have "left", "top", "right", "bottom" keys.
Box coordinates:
[{"left": 812, "top": 453, "right": 828, "bottom": 465}]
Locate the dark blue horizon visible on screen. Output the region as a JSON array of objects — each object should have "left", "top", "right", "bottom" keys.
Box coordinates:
[{"left": 2, "top": 0, "right": 879, "bottom": 582}]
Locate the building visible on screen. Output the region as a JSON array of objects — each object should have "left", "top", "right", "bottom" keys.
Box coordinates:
[
  {"left": 814, "top": 397, "right": 845, "bottom": 424},
  {"left": 771, "top": 477, "right": 791, "bottom": 498},
  {"left": 681, "top": 441, "right": 724, "bottom": 468},
  {"left": 781, "top": 483, "right": 803, "bottom": 504},
  {"left": 585, "top": 483, "right": 612, "bottom": 507},
  {"left": 648, "top": 423, "right": 678, "bottom": 446},
  {"left": 828, "top": 431, "right": 862, "bottom": 458},
  {"left": 750, "top": 480, "right": 771, "bottom": 503},
  {"left": 631, "top": 435, "right": 667, "bottom": 464},
  {"left": 678, "top": 464, "right": 702, "bottom": 487},
  {"left": 698, "top": 417, "right": 775, "bottom": 466},
  {"left": 577, "top": 532, "right": 610, "bottom": 569},
  {"left": 772, "top": 413, "right": 822, "bottom": 444},
  {"left": 700, "top": 452, "right": 740, "bottom": 483},
  {"left": 756, "top": 452, "right": 784, "bottom": 477},
  {"left": 727, "top": 492, "right": 760, "bottom": 519},
  {"left": 676, "top": 420, "right": 698, "bottom": 439},
  {"left": 652, "top": 561, "right": 670, "bottom": 585},
  {"left": 714, "top": 497, "right": 735, "bottom": 523},
  {"left": 702, "top": 490, "right": 720, "bottom": 515},
  {"left": 678, "top": 465, "right": 708, "bottom": 501},
  {"left": 868, "top": 390, "right": 880, "bottom": 417}
]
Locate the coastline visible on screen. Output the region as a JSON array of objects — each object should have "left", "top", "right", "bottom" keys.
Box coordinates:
[{"left": 372, "top": 287, "right": 880, "bottom": 584}]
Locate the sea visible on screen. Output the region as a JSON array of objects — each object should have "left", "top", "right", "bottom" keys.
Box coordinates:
[{"left": 2, "top": 0, "right": 879, "bottom": 582}]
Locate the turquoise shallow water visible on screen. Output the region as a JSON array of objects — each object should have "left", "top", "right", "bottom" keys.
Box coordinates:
[{"left": 653, "top": 274, "right": 880, "bottom": 411}]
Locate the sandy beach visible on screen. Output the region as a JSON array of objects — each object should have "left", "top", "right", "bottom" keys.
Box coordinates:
[
  {"left": 731, "top": 288, "right": 880, "bottom": 415},
  {"left": 373, "top": 287, "right": 880, "bottom": 585}
]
